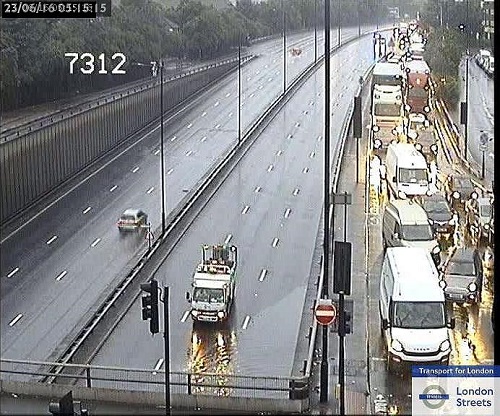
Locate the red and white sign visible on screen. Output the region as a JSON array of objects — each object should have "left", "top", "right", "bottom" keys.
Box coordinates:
[{"left": 314, "top": 299, "right": 336, "bottom": 326}]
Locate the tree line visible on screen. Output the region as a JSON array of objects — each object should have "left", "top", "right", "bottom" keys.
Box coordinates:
[{"left": 1, "top": 0, "right": 384, "bottom": 112}]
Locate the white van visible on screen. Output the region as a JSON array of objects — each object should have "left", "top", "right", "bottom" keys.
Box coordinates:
[
  {"left": 382, "top": 199, "right": 441, "bottom": 265},
  {"left": 385, "top": 142, "right": 430, "bottom": 198},
  {"left": 379, "top": 247, "right": 454, "bottom": 372}
]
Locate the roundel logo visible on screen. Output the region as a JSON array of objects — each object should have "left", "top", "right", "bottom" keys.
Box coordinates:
[{"left": 419, "top": 384, "right": 448, "bottom": 409}]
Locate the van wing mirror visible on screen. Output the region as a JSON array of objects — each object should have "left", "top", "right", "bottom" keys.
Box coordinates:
[
  {"left": 392, "top": 176, "right": 397, "bottom": 183},
  {"left": 447, "top": 317, "right": 455, "bottom": 329},
  {"left": 382, "top": 318, "right": 390, "bottom": 330},
  {"left": 393, "top": 232, "right": 399, "bottom": 240},
  {"left": 186, "top": 291, "right": 191, "bottom": 301}
]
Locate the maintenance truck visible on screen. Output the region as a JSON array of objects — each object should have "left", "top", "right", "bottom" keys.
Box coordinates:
[{"left": 186, "top": 244, "right": 237, "bottom": 323}]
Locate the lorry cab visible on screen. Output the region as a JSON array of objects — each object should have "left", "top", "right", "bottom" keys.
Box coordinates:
[
  {"left": 187, "top": 244, "right": 237, "bottom": 323},
  {"left": 379, "top": 247, "right": 453, "bottom": 372}
]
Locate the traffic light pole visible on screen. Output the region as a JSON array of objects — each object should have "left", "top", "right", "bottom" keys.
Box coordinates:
[
  {"left": 163, "top": 286, "right": 171, "bottom": 416},
  {"left": 339, "top": 291, "right": 345, "bottom": 416}
]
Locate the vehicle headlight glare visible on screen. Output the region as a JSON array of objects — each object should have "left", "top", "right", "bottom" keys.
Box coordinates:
[
  {"left": 373, "top": 125, "right": 380, "bottom": 132},
  {"left": 468, "top": 282, "right": 477, "bottom": 292},
  {"left": 471, "top": 192, "right": 478, "bottom": 199},
  {"left": 374, "top": 139, "right": 382, "bottom": 149},
  {"left": 453, "top": 191, "right": 460, "bottom": 199},
  {"left": 439, "top": 339, "right": 451, "bottom": 352},
  {"left": 439, "top": 279, "right": 447, "bottom": 289},
  {"left": 430, "top": 144, "right": 438, "bottom": 153},
  {"left": 192, "top": 310, "right": 199, "bottom": 316},
  {"left": 398, "top": 191, "right": 407, "bottom": 199},
  {"left": 424, "top": 106, "right": 430, "bottom": 112},
  {"left": 217, "top": 311, "right": 225, "bottom": 318},
  {"left": 484, "top": 223, "right": 490, "bottom": 229},
  {"left": 432, "top": 245, "right": 441, "bottom": 254},
  {"left": 415, "top": 143, "right": 422, "bottom": 151},
  {"left": 391, "top": 339, "right": 403, "bottom": 352}
]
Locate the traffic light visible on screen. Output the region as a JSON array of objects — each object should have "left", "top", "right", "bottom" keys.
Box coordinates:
[
  {"left": 48, "top": 391, "right": 74, "bottom": 416},
  {"left": 140, "top": 279, "right": 159, "bottom": 334},
  {"left": 342, "top": 310, "right": 352, "bottom": 335}
]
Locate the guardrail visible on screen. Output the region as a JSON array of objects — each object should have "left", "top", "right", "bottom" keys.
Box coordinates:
[{"left": 0, "top": 55, "right": 253, "bottom": 143}]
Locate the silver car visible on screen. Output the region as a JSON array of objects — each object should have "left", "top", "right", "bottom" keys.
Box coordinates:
[
  {"left": 465, "top": 197, "right": 493, "bottom": 240},
  {"left": 117, "top": 209, "right": 148, "bottom": 232}
]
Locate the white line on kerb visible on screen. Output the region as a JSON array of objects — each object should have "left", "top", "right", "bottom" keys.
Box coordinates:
[
  {"left": 267, "top": 165, "right": 274, "bottom": 172},
  {"left": 154, "top": 149, "right": 160, "bottom": 155},
  {"left": 242, "top": 206, "right": 250, "bottom": 215},
  {"left": 293, "top": 188, "right": 300, "bottom": 196},
  {"left": 167, "top": 168, "right": 174, "bottom": 175},
  {"left": 7, "top": 268, "right": 19, "bottom": 278},
  {"left": 242, "top": 315, "right": 251, "bottom": 330},
  {"left": 83, "top": 206, "right": 92, "bottom": 214},
  {"left": 91, "top": 238, "right": 101, "bottom": 248},
  {"left": 154, "top": 358, "right": 164, "bottom": 371},
  {"left": 259, "top": 269, "right": 267, "bottom": 282},
  {"left": 146, "top": 187, "right": 155, "bottom": 194},
  {"left": 109, "top": 185, "right": 118, "bottom": 192},
  {"left": 284, "top": 208, "right": 291, "bottom": 218},
  {"left": 132, "top": 167, "right": 140, "bottom": 173},
  {"left": 186, "top": 150, "right": 193, "bottom": 157},
  {"left": 9, "top": 314, "right": 23, "bottom": 327},
  {"left": 272, "top": 238, "right": 279, "bottom": 247},
  {"left": 56, "top": 270, "right": 68, "bottom": 281},
  {"left": 303, "top": 167, "right": 309, "bottom": 173},
  {"left": 181, "top": 310, "right": 190, "bottom": 322},
  {"left": 200, "top": 136, "right": 207, "bottom": 142},
  {"left": 224, "top": 234, "right": 232, "bottom": 244},
  {"left": 46, "top": 235, "right": 58, "bottom": 245},
  {"left": 254, "top": 186, "right": 261, "bottom": 193}
]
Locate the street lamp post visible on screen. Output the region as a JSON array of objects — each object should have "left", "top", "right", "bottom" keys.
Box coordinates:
[
  {"left": 282, "top": 0, "right": 287, "bottom": 94},
  {"left": 320, "top": 0, "right": 331, "bottom": 403},
  {"left": 159, "top": 60, "right": 166, "bottom": 234},
  {"left": 238, "top": 35, "right": 242, "bottom": 145},
  {"left": 314, "top": 0, "right": 318, "bottom": 62},
  {"left": 338, "top": 0, "right": 341, "bottom": 47},
  {"left": 464, "top": 0, "right": 469, "bottom": 160}
]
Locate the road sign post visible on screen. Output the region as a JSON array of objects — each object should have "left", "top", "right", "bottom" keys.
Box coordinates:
[{"left": 479, "top": 132, "right": 488, "bottom": 180}]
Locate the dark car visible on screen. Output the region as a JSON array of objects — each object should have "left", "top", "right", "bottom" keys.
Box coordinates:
[
  {"left": 421, "top": 193, "right": 457, "bottom": 237},
  {"left": 443, "top": 174, "right": 478, "bottom": 210},
  {"left": 440, "top": 246, "right": 483, "bottom": 305}
]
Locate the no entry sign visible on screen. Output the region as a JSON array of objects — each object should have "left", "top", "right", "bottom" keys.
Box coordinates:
[{"left": 314, "top": 299, "right": 336, "bottom": 326}]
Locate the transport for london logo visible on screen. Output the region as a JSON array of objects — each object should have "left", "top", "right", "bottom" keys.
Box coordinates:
[{"left": 419, "top": 384, "right": 449, "bottom": 409}]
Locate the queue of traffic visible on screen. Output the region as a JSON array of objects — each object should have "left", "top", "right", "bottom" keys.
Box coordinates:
[{"left": 371, "top": 21, "right": 494, "bottom": 373}]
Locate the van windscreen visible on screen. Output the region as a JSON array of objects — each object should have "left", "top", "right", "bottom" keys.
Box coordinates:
[
  {"left": 392, "top": 301, "right": 445, "bottom": 329},
  {"left": 398, "top": 168, "right": 427, "bottom": 183},
  {"left": 401, "top": 224, "right": 433, "bottom": 241}
]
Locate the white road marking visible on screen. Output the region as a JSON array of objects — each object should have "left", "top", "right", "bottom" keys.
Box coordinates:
[
  {"left": 489, "top": 153, "right": 494, "bottom": 159},
  {"left": 9, "top": 314, "right": 23, "bottom": 327},
  {"left": 225, "top": 92, "right": 231, "bottom": 97},
  {"left": 170, "top": 136, "right": 177, "bottom": 142},
  {"left": 83, "top": 206, "right": 92, "bottom": 214},
  {"left": 132, "top": 167, "right": 140, "bottom": 173},
  {"left": 228, "top": 112, "right": 233, "bottom": 118},
  {"left": 146, "top": 187, "right": 155, "bottom": 194},
  {"left": 259, "top": 269, "right": 267, "bottom": 282},
  {"left": 309, "top": 100, "right": 314, "bottom": 106},
  {"left": 201, "top": 111, "right": 207, "bottom": 117},
  {"left": 186, "top": 150, "right": 193, "bottom": 157},
  {"left": 295, "top": 122, "right": 300, "bottom": 127},
  {"left": 154, "top": 149, "right": 160, "bottom": 155},
  {"left": 267, "top": 164, "right": 274, "bottom": 172},
  {"left": 7, "top": 267, "right": 20, "bottom": 278},
  {"left": 256, "top": 70, "right": 260, "bottom": 74},
  {"left": 303, "top": 167, "right": 309, "bottom": 173},
  {"left": 249, "top": 93, "right": 255, "bottom": 98},
  {"left": 91, "top": 238, "right": 101, "bottom": 248},
  {"left": 215, "top": 124, "right": 221, "bottom": 129},
  {"left": 181, "top": 310, "right": 190, "bottom": 322},
  {"left": 154, "top": 358, "right": 164, "bottom": 371},
  {"left": 242, "top": 206, "right": 250, "bottom": 214},
  {"left": 224, "top": 234, "right": 232, "bottom": 244},
  {"left": 187, "top": 123, "right": 193, "bottom": 129},
  {"left": 287, "top": 134, "right": 293, "bottom": 139},
  {"left": 167, "top": 168, "right": 174, "bottom": 175},
  {"left": 317, "top": 135, "right": 322, "bottom": 141},
  {"left": 109, "top": 185, "right": 118, "bottom": 192},
  {"left": 258, "top": 85, "right": 263, "bottom": 89},
  {"left": 242, "top": 315, "right": 251, "bottom": 330},
  {"left": 276, "top": 150, "right": 283, "bottom": 156},
  {"left": 272, "top": 237, "right": 279, "bottom": 247},
  {"left": 284, "top": 208, "right": 291, "bottom": 218},
  {"left": 214, "top": 101, "right": 220, "bottom": 107},
  {"left": 247, "top": 76, "right": 251, "bottom": 81},
  {"left": 293, "top": 188, "right": 300, "bottom": 196},
  {"left": 46, "top": 235, "right": 58, "bottom": 245},
  {"left": 268, "top": 77, "right": 273, "bottom": 82},
  {"left": 254, "top": 186, "right": 261, "bottom": 193},
  {"left": 200, "top": 136, "right": 207, "bottom": 142},
  {"left": 309, "top": 151, "right": 315, "bottom": 158},
  {"left": 56, "top": 270, "right": 68, "bottom": 281}
]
